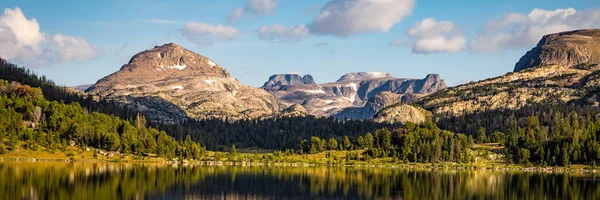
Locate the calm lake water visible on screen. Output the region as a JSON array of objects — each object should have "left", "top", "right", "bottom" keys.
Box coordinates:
[{"left": 1, "top": 162, "right": 599, "bottom": 200}]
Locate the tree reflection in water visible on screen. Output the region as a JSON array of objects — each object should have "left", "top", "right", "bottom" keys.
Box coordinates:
[{"left": 0, "top": 162, "right": 598, "bottom": 199}]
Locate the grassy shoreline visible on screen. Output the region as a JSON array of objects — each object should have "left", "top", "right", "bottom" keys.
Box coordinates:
[{"left": 2, "top": 146, "right": 599, "bottom": 173}]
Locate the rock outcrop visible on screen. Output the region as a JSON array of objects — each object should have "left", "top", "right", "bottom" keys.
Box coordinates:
[
  {"left": 514, "top": 29, "right": 600, "bottom": 72},
  {"left": 86, "top": 43, "right": 284, "bottom": 123},
  {"left": 262, "top": 74, "right": 317, "bottom": 91},
  {"left": 374, "top": 104, "right": 431, "bottom": 124}
]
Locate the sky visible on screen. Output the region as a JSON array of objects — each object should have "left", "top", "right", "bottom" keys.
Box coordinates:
[{"left": 0, "top": 0, "right": 599, "bottom": 87}]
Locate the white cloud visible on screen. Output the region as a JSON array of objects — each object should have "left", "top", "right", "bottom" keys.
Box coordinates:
[
  {"left": 0, "top": 7, "right": 100, "bottom": 67},
  {"left": 258, "top": 24, "right": 309, "bottom": 42},
  {"left": 412, "top": 36, "right": 465, "bottom": 54},
  {"left": 308, "top": 0, "right": 414, "bottom": 36},
  {"left": 182, "top": 22, "right": 240, "bottom": 46},
  {"left": 49, "top": 34, "right": 101, "bottom": 62},
  {"left": 404, "top": 18, "right": 465, "bottom": 54},
  {"left": 227, "top": 8, "right": 245, "bottom": 25},
  {"left": 245, "top": 0, "right": 277, "bottom": 15},
  {"left": 228, "top": 0, "right": 277, "bottom": 24},
  {"left": 471, "top": 8, "right": 600, "bottom": 53}
]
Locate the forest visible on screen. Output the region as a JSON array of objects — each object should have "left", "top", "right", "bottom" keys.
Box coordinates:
[
  {"left": 297, "top": 121, "right": 472, "bottom": 163},
  {"left": 0, "top": 79, "right": 205, "bottom": 159}
]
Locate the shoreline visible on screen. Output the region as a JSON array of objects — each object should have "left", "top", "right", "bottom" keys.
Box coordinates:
[{"left": 2, "top": 156, "right": 599, "bottom": 173}]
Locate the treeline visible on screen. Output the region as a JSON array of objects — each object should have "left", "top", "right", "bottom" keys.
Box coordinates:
[
  {"left": 156, "top": 117, "right": 399, "bottom": 151},
  {"left": 0, "top": 80, "right": 205, "bottom": 159},
  {"left": 0, "top": 58, "right": 148, "bottom": 124},
  {"left": 438, "top": 103, "right": 600, "bottom": 166},
  {"left": 298, "top": 121, "right": 473, "bottom": 163}
]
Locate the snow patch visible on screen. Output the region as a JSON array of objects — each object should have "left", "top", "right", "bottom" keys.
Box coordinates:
[
  {"left": 300, "top": 89, "right": 325, "bottom": 94},
  {"left": 322, "top": 107, "right": 335, "bottom": 111},
  {"left": 123, "top": 92, "right": 131, "bottom": 95},
  {"left": 324, "top": 100, "right": 334, "bottom": 104},
  {"left": 172, "top": 86, "right": 184, "bottom": 90},
  {"left": 157, "top": 53, "right": 162, "bottom": 59},
  {"left": 365, "top": 72, "right": 389, "bottom": 78},
  {"left": 204, "top": 80, "right": 216, "bottom": 84},
  {"left": 347, "top": 83, "right": 357, "bottom": 91},
  {"left": 207, "top": 60, "right": 216, "bottom": 68},
  {"left": 168, "top": 64, "right": 187, "bottom": 70},
  {"left": 344, "top": 95, "right": 356, "bottom": 103}
]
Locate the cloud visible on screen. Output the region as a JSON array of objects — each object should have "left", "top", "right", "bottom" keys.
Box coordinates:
[
  {"left": 257, "top": 24, "right": 309, "bottom": 42},
  {"left": 245, "top": 0, "right": 277, "bottom": 15},
  {"left": 228, "top": 8, "right": 245, "bottom": 25},
  {"left": 471, "top": 8, "right": 600, "bottom": 53},
  {"left": 141, "top": 19, "right": 180, "bottom": 25},
  {"left": 308, "top": 0, "right": 414, "bottom": 36},
  {"left": 182, "top": 22, "right": 240, "bottom": 46},
  {"left": 0, "top": 7, "right": 100, "bottom": 67},
  {"left": 405, "top": 18, "right": 465, "bottom": 54},
  {"left": 48, "top": 34, "right": 101, "bottom": 62},
  {"left": 228, "top": 0, "right": 277, "bottom": 24}
]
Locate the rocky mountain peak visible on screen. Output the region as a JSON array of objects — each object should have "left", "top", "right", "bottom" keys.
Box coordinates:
[
  {"left": 336, "top": 72, "right": 393, "bottom": 82},
  {"left": 262, "top": 74, "right": 317, "bottom": 91},
  {"left": 116, "top": 43, "right": 230, "bottom": 81},
  {"left": 514, "top": 29, "right": 600, "bottom": 72},
  {"left": 86, "top": 43, "right": 284, "bottom": 122}
]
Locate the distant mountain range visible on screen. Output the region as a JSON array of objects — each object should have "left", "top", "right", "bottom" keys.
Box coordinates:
[
  {"left": 79, "top": 43, "right": 446, "bottom": 124},
  {"left": 261, "top": 72, "right": 446, "bottom": 119},
  {"left": 46, "top": 29, "right": 600, "bottom": 126}
]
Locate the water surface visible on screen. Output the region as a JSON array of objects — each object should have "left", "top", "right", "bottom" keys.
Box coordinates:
[{"left": 1, "top": 162, "right": 599, "bottom": 199}]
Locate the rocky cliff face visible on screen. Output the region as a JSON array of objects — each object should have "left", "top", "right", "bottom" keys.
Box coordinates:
[
  {"left": 262, "top": 72, "right": 447, "bottom": 118},
  {"left": 262, "top": 74, "right": 317, "bottom": 91},
  {"left": 374, "top": 104, "right": 430, "bottom": 124},
  {"left": 418, "top": 29, "right": 600, "bottom": 118},
  {"left": 86, "top": 43, "right": 284, "bottom": 123},
  {"left": 514, "top": 29, "right": 600, "bottom": 72}
]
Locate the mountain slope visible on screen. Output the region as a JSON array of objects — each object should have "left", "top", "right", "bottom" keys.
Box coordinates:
[
  {"left": 416, "top": 29, "right": 600, "bottom": 118},
  {"left": 514, "top": 29, "right": 600, "bottom": 72},
  {"left": 86, "top": 43, "right": 284, "bottom": 122}
]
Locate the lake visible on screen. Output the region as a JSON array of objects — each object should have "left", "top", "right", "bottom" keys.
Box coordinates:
[{"left": 0, "top": 162, "right": 599, "bottom": 199}]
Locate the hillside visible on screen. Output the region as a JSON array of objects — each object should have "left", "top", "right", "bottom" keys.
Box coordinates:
[
  {"left": 418, "top": 29, "right": 600, "bottom": 118},
  {"left": 0, "top": 80, "right": 205, "bottom": 159}
]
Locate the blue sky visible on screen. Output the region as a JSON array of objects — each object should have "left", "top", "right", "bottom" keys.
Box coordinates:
[{"left": 0, "top": 0, "right": 598, "bottom": 87}]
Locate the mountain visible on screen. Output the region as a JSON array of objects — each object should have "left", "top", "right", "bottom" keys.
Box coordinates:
[
  {"left": 336, "top": 72, "right": 393, "bottom": 82},
  {"left": 86, "top": 43, "right": 284, "bottom": 123},
  {"left": 514, "top": 29, "right": 600, "bottom": 72},
  {"left": 261, "top": 72, "right": 446, "bottom": 117},
  {"left": 412, "top": 29, "right": 600, "bottom": 119},
  {"left": 262, "top": 74, "right": 317, "bottom": 91}
]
